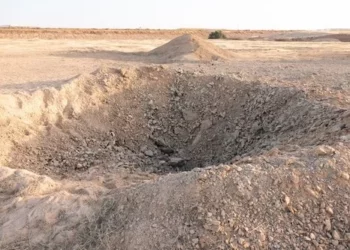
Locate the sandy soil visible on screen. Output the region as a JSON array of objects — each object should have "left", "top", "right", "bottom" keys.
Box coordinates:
[
  {"left": 1, "top": 34, "right": 350, "bottom": 249},
  {"left": 1, "top": 38, "right": 349, "bottom": 89}
]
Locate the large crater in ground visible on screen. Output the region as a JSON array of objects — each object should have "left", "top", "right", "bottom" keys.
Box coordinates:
[{"left": 0, "top": 66, "right": 346, "bottom": 178}]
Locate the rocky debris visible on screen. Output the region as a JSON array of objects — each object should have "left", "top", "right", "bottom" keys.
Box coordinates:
[
  {"left": 149, "top": 136, "right": 175, "bottom": 155},
  {"left": 333, "top": 230, "right": 341, "bottom": 240},
  {"left": 8, "top": 66, "right": 347, "bottom": 176},
  {"left": 48, "top": 144, "right": 348, "bottom": 250},
  {"left": 168, "top": 157, "right": 186, "bottom": 168},
  {"left": 2, "top": 66, "right": 350, "bottom": 249}
]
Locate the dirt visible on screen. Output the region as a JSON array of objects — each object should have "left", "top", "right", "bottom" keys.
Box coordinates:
[
  {"left": 0, "top": 28, "right": 284, "bottom": 40},
  {"left": 1, "top": 35, "right": 350, "bottom": 250},
  {"left": 1, "top": 27, "right": 350, "bottom": 42},
  {"left": 148, "top": 34, "right": 232, "bottom": 62}
]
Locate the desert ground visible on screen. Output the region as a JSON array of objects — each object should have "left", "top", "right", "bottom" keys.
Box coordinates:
[{"left": 1, "top": 29, "right": 350, "bottom": 250}]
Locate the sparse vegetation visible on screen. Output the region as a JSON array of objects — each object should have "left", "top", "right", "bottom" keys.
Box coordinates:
[{"left": 208, "top": 30, "right": 226, "bottom": 39}]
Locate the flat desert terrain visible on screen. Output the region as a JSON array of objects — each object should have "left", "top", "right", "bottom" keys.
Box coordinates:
[{"left": 1, "top": 29, "right": 350, "bottom": 249}]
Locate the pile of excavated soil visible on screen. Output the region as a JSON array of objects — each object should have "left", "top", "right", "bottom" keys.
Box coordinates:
[
  {"left": 148, "top": 34, "right": 232, "bottom": 62},
  {"left": 1, "top": 66, "right": 350, "bottom": 249}
]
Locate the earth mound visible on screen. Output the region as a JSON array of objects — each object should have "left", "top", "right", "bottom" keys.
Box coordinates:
[{"left": 148, "top": 34, "right": 231, "bottom": 62}]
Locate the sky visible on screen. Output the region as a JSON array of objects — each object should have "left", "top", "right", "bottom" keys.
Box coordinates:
[{"left": 1, "top": 0, "right": 349, "bottom": 30}]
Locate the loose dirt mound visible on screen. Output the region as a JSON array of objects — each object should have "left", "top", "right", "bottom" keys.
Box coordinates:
[
  {"left": 1, "top": 66, "right": 350, "bottom": 249},
  {"left": 148, "top": 34, "right": 232, "bottom": 62}
]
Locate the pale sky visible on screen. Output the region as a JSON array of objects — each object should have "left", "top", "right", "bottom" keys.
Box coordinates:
[{"left": 1, "top": 0, "right": 349, "bottom": 30}]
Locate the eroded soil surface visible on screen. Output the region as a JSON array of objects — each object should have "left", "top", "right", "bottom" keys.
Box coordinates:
[{"left": 1, "top": 35, "right": 350, "bottom": 250}]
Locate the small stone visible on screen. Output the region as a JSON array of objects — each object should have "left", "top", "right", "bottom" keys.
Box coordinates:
[
  {"left": 182, "top": 109, "right": 198, "bottom": 121},
  {"left": 53, "top": 160, "right": 60, "bottom": 167},
  {"left": 76, "top": 163, "right": 83, "bottom": 169},
  {"left": 324, "top": 219, "right": 332, "bottom": 231},
  {"left": 238, "top": 238, "right": 245, "bottom": 245},
  {"left": 314, "top": 145, "right": 335, "bottom": 156},
  {"left": 305, "top": 236, "right": 311, "bottom": 241},
  {"left": 210, "top": 219, "right": 221, "bottom": 226},
  {"left": 190, "top": 230, "right": 195, "bottom": 235},
  {"left": 333, "top": 230, "right": 341, "bottom": 240},
  {"left": 332, "top": 240, "right": 339, "bottom": 246},
  {"left": 284, "top": 195, "right": 291, "bottom": 205},
  {"left": 144, "top": 150, "right": 154, "bottom": 157},
  {"left": 176, "top": 243, "right": 183, "bottom": 249},
  {"left": 340, "top": 172, "right": 350, "bottom": 180},
  {"left": 169, "top": 157, "right": 185, "bottom": 167},
  {"left": 204, "top": 219, "right": 221, "bottom": 232},
  {"left": 192, "top": 238, "right": 199, "bottom": 244},
  {"left": 200, "top": 119, "right": 212, "bottom": 130},
  {"left": 326, "top": 207, "right": 334, "bottom": 215},
  {"left": 345, "top": 233, "right": 350, "bottom": 240},
  {"left": 243, "top": 242, "right": 250, "bottom": 248},
  {"left": 310, "top": 233, "right": 316, "bottom": 240}
]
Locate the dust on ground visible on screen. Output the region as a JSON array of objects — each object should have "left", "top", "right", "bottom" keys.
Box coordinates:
[{"left": 1, "top": 34, "right": 350, "bottom": 250}]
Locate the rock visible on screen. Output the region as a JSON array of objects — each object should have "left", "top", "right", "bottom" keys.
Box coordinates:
[
  {"left": 324, "top": 219, "right": 332, "bottom": 231},
  {"left": 284, "top": 195, "right": 291, "bottom": 206},
  {"left": 149, "top": 136, "right": 174, "bottom": 154},
  {"left": 204, "top": 219, "right": 221, "bottom": 232},
  {"left": 326, "top": 207, "right": 334, "bottom": 215},
  {"left": 238, "top": 238, "right": 245, "bottom": 245},
  {"left": 159, "top": 147, "right": 175, "bottom": 155},
  {"left": 340, "top": 172, "right": 350, "bottom": 180},
  {"left": 200, "top": 119, "right": 212, "bottom": 130},
  {"left": 340, "top": 134, "right": 350, "bottom": 141},
  {"left": 53, "top": 160, "right": 60, "bottom": 167},
  {"left": 76, "top": 163, "right": 83, "bottom": 169},
  {"left": 149, "top": 136, "right": 167, "bottom": 147},
  {"left": 236, "top": 166, "right": 243, "bottom": 172},
  {"left": 243, "top": 242, "right": 250, "bottom": 248},
  {"left": 169, "top": 157, "right": 186, "bottom": 168},
  {"left": 174, "top": 127, "right": 184, "bottom": 135},
  {"left": 332, "top": 230, "right": 341, "bottom": 240},
  {"left": 345, "top": 233, "right": 350, "bottom": 240},
  {"left": 219, "top": 112, "right": 226, "bottom": 118},
  {"left": 331, "top": 240, "right": 339, "bottom": 246},
  {"left": 144, "top": 150, "right": 154, "bottom": 157},
  {"left": 182, "top": 109, "right": 198, "bottom": 121},
  {"left": 310, "top": 233, "right": 316, "bottom": 240},
  {"left": 140, "top": 145, "right": 148, "bottom": 152},
  {"left": 314, "top": 145, "right": 335, "bottom": 156}
]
